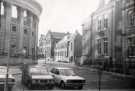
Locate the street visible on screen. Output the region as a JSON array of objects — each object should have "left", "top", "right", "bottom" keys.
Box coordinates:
[{"left": 7, "top": 60, "right": 135, "bottom": 91}]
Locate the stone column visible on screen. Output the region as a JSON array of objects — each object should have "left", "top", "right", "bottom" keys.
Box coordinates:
[
  {"left": 34, "top": 16, "right": 39, "bottom": 60},
  {"left": 4, "top": 2, "right": 11, "bottom": 55},
  {"left": 27, "top": 11, "right": 33, "bottom": 58},
  {"left": 17, "top": 7, "right": 24, "bottom": 55}
]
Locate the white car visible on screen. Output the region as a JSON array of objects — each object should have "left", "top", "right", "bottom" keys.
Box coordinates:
[
  {"left": 0, "top": 66, "right": 15, "bottom": 91},
  {"left": 50, "top": 67, "right": 85, "bottom": 89}
]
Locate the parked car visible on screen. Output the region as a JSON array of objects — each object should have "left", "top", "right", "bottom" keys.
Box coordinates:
[
  {"left": 50, "top": 67, "right": 85, "bottom": 89},
  {"left": 22, "top": 64, "right": 54, "bottom": 89},
  {"left": 0, "top": 66, "right": 15, "bottom": 91},
  {"left": 57, "top": 60, "right": 69, "bottom": 63}
]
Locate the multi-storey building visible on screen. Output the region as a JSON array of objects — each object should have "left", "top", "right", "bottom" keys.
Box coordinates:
[
  {"left": 38, "top": 34, "right": 46, "bottom": 58},
  {"left": 43, "top": 31, "right": 66, "bottom": 61},
  {"left": 82, "top": 0, "right": 135, "bottom": 74},
  {"left": 81, "top": 16, "right": 93, "bottom": 65},
  {"left": 69, "top": 31, "right": 82, "bottom": 64},
  {"left": 0, "top": 0, "right": 42, "bottom": 64},
  {"left": 82, "top": 0, "right": 124, "bottom": 68},
  {"left": 54, "top": 34, "right": 70, "bottom": 62},
  {"left": 54, "top": 31, "right": 82, "bottom": 64},
  {"left": 122, "top": 0, "right": 135, "bottom": 74}
]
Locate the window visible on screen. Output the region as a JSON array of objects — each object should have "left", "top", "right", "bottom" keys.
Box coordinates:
[
  {"left": 128, "top": 12, "right": 135, "bottom": 26},
  {"left": 128, "top": 37, "right": 135, "bottom": 57},
  {"left": 0, "top": 2, "right": 4, "bottom": 15},
  {"left": 11, "top": 5, "right": 17, "bottom": 18},
  {"left": 12, "top": 26, "right": 17, "bottom": 32},
  {"left": 71, "top": 43, "right": 72, "bottom": 51},
  {"left": 24, "top": 29, "right": 28, "bottom": 34},
  {"left": 32, "top": 32, "right": 34, "bottom": 36},
  {"left": 97, "top": 39, "right": 102, "bottom": 55},
  {"left": 24, "top": 10, "right": 28, "bottom": 17},
  {"left": 104, "top": 18, "right": 108, "bottom": 28},
  {"left": 103, "top": 38, "right": 108, "bottom": 56},
  {"left": 98, "top": 20, "right": 102, "bottom": 31}
]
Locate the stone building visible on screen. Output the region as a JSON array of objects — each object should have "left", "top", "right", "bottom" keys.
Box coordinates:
[
  {"left": 54, "top": 31, "right": 82, "bottom": 64},
  {"left": 43, "top": 31, "right": 66, "bottom": 61},
  {"left": 54, "top": 34, "right": 70, "bottom": 62},
  {"left": 82, "top": 0, "right": 135, "bottom": 74},
  {"left": 91, "top": 0, "right": 123, "bottom": 63},
  {"left": 70, "top": 31, "right": 82, "bottom": 64},
  {"left": 81, "top": 16, "right": 93, "bottom": 65},
  {"left": 122, "top": 0, "right": 135, "bottom": 74},
  {"left": 38, "top": 34, "right": 46, "bottom": 58},
  {"left": 82, "top": 0, "right": 123, "bottom": 66},
  {"left": 0, "top": 0, "right": 42, "bottom": 64}
]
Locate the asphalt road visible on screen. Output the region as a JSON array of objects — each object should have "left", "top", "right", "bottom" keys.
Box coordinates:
[{"left": 7, "top": 60, "right": 135, "bottom": 91}]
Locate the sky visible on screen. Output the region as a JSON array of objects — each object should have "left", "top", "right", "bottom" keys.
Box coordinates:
[{"left": 36, "top": 0, "right": 99, "bottom": 36}]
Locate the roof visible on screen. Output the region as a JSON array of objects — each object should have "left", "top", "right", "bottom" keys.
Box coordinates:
[{"left": 51, "top": 32, "right": 67, "bottom": 39}]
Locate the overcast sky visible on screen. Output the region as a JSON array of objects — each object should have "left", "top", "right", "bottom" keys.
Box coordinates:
[{"left": 36, "top": 0, "right": 99, "bottom": 36}]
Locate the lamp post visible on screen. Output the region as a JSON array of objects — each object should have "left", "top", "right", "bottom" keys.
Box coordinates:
[
  {"left": 21, "top": 49, "right": 26, "bottom": 91},
  {"left": 22, "top": 49, "right": 26, "bottom": 65}
]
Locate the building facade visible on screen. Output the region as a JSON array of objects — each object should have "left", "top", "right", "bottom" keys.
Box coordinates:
[
  {"left": 0, "top": 0, "right": 42, "bottom": 64},
  {"left": 43, "top": 31, "right": 66, "bottom": 61},
  {"left": 54, "top": 34, "right": 70, "bottom": 62},
  {"left": 82, "top": 0, "right": 135, "bottom": 74},
  {"left": 81, "top": 17, "right": 93, "bottom": 65},
  {"left": 122, "top": 0, "right": 135, "bottom": 74},
  {"left": 54, "top": 31, "right": 82, "bottom": 64},
  {"left": 38, "top": 34, "right": 46, "bottom": 58},
  {"left": 82, "top": 0, "right": 123, "bottom": 68}
]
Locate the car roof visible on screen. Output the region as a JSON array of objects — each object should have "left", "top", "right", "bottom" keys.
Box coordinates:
[{"left": 54, "top": 67, "right": 72, "bottom": 70}]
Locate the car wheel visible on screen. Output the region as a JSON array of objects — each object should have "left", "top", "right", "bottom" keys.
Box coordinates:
[
  {"left": 78, "top": 85, "right": 83, "bottom": 89},
  {"left": 60, "top": 81, "right": 65, "bottom": 89},
  {"left": 28, "top": 83, "right": 32, "bottom": 89}
]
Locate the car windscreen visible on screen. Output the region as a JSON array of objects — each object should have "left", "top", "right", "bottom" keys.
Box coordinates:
[
  {"left": 30, "top": 67, "right": 49, "bottom": 75},
  {"left": 0, "top": 67, "right": 7, "bottom": 74},
  {"left": 59, "top": 69, "right": 76, "bottom": 76}
]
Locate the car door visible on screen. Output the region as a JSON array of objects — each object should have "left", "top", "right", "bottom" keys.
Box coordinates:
[
  {"left": 54, "top": 69, "right": 61, "bottom": 84},
  {"left": 51, "top": 68, "right": 57, "bottom": 83}
]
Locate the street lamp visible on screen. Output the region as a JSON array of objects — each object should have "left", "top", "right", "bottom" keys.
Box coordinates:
[
  {"left": 22, "top": 49, "right": 26, "bottom": 64},
  {"left": 21, "top": 49, "right": 26, "bottom": 91}
]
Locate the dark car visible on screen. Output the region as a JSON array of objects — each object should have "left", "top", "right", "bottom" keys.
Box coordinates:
[
  {"left": 50, "top": 67, "right": 85, "bottom": 89},
  {"left": 22, "top": 64, "right": 54, "bottom": 89},
  {"left": 0, "top": 66, "right": 15, "bottom": 91}
]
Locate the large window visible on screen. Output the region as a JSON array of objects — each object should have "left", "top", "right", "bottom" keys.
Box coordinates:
[
  {"left": 128, "top": 11, "right": 135, "bottom": 26},
  {"left": 97, "top": 37, "right": 109, "bottom": 56},
  {"left": 0, "top": 2, "right": 4, "bottom": 15},
  {"left": 103, "top": 37, "right": 108, "bottom": 56},
  {"left": 24, "top": 29, "right": 28, "bottom": 34},
  {"left": 12, "top": 26, "right": 17, "bottom": 32},
  {"left": 128, "top": 37, "right": 135, "bottom": 57},
  {"left": 104, "top": 18, "right": 108, "bottom": 28},
  {"left": 98, "top": 20, "right": 102, "bottom": 31},
  {"left": 11, "top": 5, "right": 17, "bottom": 18},
  {"left": 97, "top": 39, "right": 102, "bottom": 55}
]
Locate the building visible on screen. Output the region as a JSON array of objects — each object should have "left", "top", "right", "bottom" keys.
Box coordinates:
[
  {"left": 81, "top": 16, "right": 93, "bottom": 65},
  {"left": 54, "top": 34, "right": 70, "bottom": 62},
  {"left": 122, "top": 0, "right": 135, "bottom": 74},
  {"left": 38, "top": 34, "right": 46, "bottom": 58},
  {"left": 0, "top": 0, "right": 42, "bottom": 64},
  {"left": 82, "top": 0, "right": 124, "bottom": 69},
  {"left": 43, "top": 31, "right": 67, "bottom": 61},
  {"left": 54, "top": 31, "right": 82, "bottom": 64}
]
